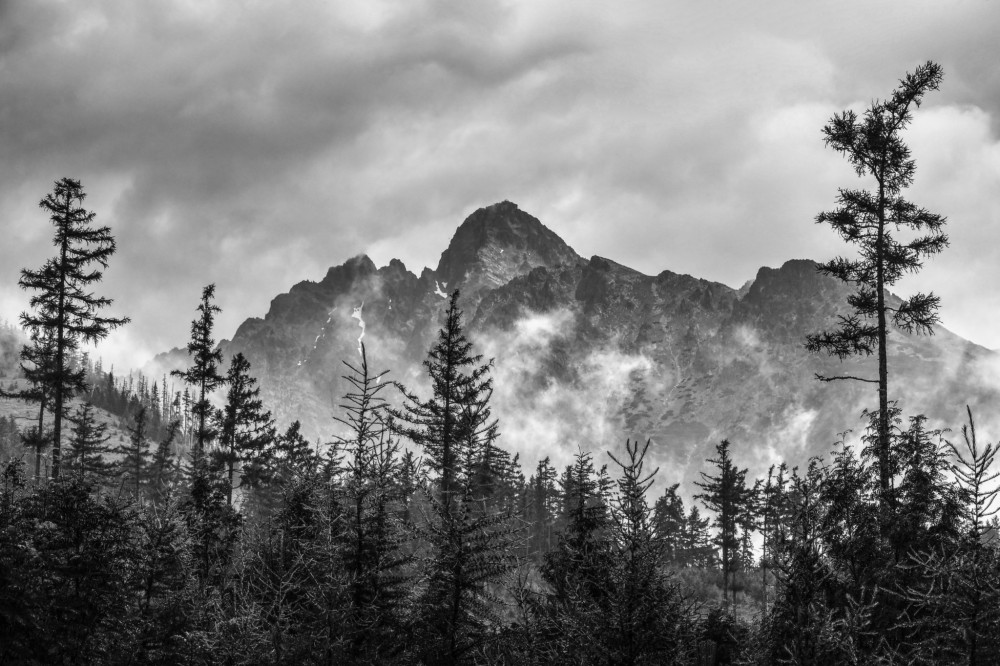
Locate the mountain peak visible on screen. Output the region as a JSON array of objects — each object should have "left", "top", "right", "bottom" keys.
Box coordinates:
[{"left": 434, "top": 202, "right": 582, "bottom": 302}]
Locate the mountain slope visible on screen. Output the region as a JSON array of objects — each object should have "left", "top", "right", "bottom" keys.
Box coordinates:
[{"left": 152, "top": 201, "right": 999, "bottom": 486}]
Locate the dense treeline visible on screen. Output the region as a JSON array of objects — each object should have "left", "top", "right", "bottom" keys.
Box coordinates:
[
  {"left": 0, "top": 344, "right": 224, "bottom": 472},
  {"left": 4, "top": 283, "right": 1000, "bottom": 664},
  {"left": 5, "top": 62, "right": 1000, "bottom": 664}
]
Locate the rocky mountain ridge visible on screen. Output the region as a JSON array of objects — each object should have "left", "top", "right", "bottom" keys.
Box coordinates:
[{"left": 150, "top": 201, "right": 999, "bottom": 485}]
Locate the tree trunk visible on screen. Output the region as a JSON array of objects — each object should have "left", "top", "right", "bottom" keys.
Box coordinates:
[
  {"left": 34, "top": 396, "right": 45, "bottom": 483},
  {"left": 52, "top": 223, "right": 69, "bottom": 479},
  {"left": 876, "top": 176, "right": 890, "bottom": 513}
]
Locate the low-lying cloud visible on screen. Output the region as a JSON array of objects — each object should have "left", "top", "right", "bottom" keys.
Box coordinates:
[{"left": 477, "top": 308, "right": 659, "bottom": 476}]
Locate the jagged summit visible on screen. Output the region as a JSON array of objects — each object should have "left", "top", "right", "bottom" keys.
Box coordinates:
[
  {"left": 146, "top": 202, "right": 998, "bottom": 489},
  {"left": 434, "top": 201, "right": 582, "bottom": 303}
]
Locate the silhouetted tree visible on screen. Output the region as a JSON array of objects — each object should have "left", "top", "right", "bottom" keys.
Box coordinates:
[
  {"left": 0, "top": 470, "right": 141, "bottom": 663},
  {"left": 392, "top": 290, "right": 497, "bottom": 509},
  {"left": 179, "top": 453, "right": 241, "bottom": 593},
  {"left": 903, "top": 408, "right": 1000, "bottom": 664},
  {"left": 526, "top": 456, "right": 560, "bottom": 560},
  {"left": 271, "top": 420, "right": 318, "bottom": 487},
  {"left": 653, "top": 483, "right": 687, "bottom": 567},
  {"left": 65, "top": 402, "right": 114, "bottom": 483},
  {"left": 147, "top": 421, "right": 181, "bottom": 505},
  {"left": 18, "top": 178, "right": 129, "bottom": 478},
  {"left": 171, "top": 284, "right": 225, "bottom": 455},
  {"left": 759, "top": 463, "right": 790, "bottom": 611},
  {"left": 806, "top": 62, "right": 947, "bottom": 509},
  {"left": 682, "top": 505, "right": 714, "bottom": 569},
  {"left": 696, "top": 439, "right": 752, "bottom": 606},
  {"left": 118, "top": 406, "right": 151, "bottom": 500},
  {"left": 10, "top": 328, "right": 59, "bottom": 480},
  {"left": 604, "top": 439, "right": 687, "bottom": 663},
  {"left": 393, "top": 291, "right": 518, "bottom": 664},
  {"left": 540, "top": 449, "right": 613, "bottom": 661},
  {"left": 332, "top": 344, "right": 411, "bottom": 661},
  {"left": 215, "top": 352, "right": 275, "bottom": 507}
]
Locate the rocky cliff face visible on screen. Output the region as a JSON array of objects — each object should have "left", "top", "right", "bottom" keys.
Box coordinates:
[
  {"left": 192, "top": 202, "right": 587, "bottom": 445},
  {"left": 152, "top": 201, "right": 1000, "bottom": 486}
]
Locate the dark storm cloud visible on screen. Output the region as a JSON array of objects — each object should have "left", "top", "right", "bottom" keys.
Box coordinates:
[
  {"left": 0, "top": 0, "right": 594, "bottom": 364},
  {"left": 1, "top": 0, "right": 999, "bottom": 368}
]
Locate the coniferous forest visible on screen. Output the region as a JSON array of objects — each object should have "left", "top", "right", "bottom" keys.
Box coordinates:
[{"left": 3, "top": 62, "right": 1000, "bottom": 666}]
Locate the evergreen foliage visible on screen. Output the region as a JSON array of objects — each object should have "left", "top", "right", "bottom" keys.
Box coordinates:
[
  {"left": 172, "top": 284, "right": 225, "bottom": 454},
  {"left": 65, "top": 402, "right": 115, "bottom": 483},
  {"left": 118, "top": 405, "right": 152, "bottom": 500},
  {"left": 179, "top": 449, "right": 242, "bottom": 595},
  {"left": 900, "top": 408, "right": 1000, "bottom": 664},
  {"left": 392, "top": 290, "right": 497, "bottom": 505},
  {"left": 526, "top": 456, "right": 559, "bottom": 560},
  {"left": 695, "top": 439, "right": 752, "bottom": 606},
  {"left": 271, "top": 420, "right": 318, "bottom": 487},
  {"left": 806, "top": 61, "right": 948, "bottom": 508},
  {"left": 13, "top": 327, "right": 60, "bottom": 479},
  {"left": 215, "top": 352, "right": 275, "bottom": 507},
  {"left": 537, "top": 449, "right": 613, "bottom": 662},
  {"left": 393, "top": 290, "right": 519, "bottom": 664},
  {"left": 332, "top": 343, "right": 411, "bottom": 661},
  {"left": 18, "top": 178, "right": 129, "bottom": 478},
  {"left": 147, "top": 420, "right": 181, "bottom": 505},
  {"left": 604, "top": 439, "right": 687, "bottom": 663}
]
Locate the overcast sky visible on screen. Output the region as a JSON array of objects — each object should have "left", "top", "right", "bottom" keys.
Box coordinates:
[{"left": 2, "top": 0, "right": 999, "bottom": 370}]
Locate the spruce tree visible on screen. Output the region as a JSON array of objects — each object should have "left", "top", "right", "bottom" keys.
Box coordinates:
[
  {"left": 215, "top": 352, "right": 275, "bottom": 507},
  {"left": 332, "top": 343, "right": 410, "bottom": 661},
  {"left": 147, "top": 420, "right": 181, "bottom": 505},
  {"left": 396, "top": 449, "right": 423, "bottom": 525},
  {"left": 696, "top": 439, "right": 751, "bottom": 606},
  {"left": 767, "top": 461, "right": 841, "bottom": 663},
  {"left": 604, "top": 439, "right": 686, "bottom": 663},
  {"left": 272, "top": 420, "right": 318, "bottom": 487},
  {"left": 11, "top": 328, "right": 60, "bottom": 480},
  {"left": 392, "top": 290, "right": 518, "bottom": 664},
  {"left": 526, "top": 457, "right": 559, "bottom": 560},
  {"left": 4, "top": 472, "right": 141, "bottom": 663},
  {"left": 392, "top": 290, "right": 497, "bottom": 508},
  {"left": 759, "top": 463, "right": 790, "bottom": 611},
  {"left": 892, "top": 415, "right": 959, "bottom": 559},
  {"left": 118, "top": 406, "right": 151, "bottom": 500},
  {"left": 18, "top": 178, "right": 129, "bottom": 478},
  {"left": 806, "top": 62, "right": 948, "bottom": 508},
  {"left": 683, "top": 505, "right": 714, "bottom": 569},
  {"left": 65, "top": 402, "right": 114, "bottom": 483},
  {"left": 171, "top": 284, "right": 225, "bottom": 455},
  {"left": 541, "top": 449, "right": 613, "bottom": 660},
  {"left": 129, "top": 497, "right": 194, "bottom": 664},
  {"left": 736, "top": 479, "right": 762, "bottom": 593},
  {"left": 652, "top": 483, "right": 686, "bottom": 567},
  {"left": 172, "top": 290, "right": 238, "bottom": 597},
  {"left": 903, "top": 408, "right": 1000, "bottom": 663}
]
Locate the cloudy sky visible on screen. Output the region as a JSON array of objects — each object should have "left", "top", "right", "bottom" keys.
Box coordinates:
[{"left": 2, "top": 0, "right": 999, "bottom": 370}]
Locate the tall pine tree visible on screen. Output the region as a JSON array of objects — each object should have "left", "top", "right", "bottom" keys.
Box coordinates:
[
  {"left": 392, "top": 290, "right": 518, "bottom": 664},
  {"left": 332, "top": 343, "right": 411, "bottom": 661},
  {"left": 806, "top": 62, "right": 947, "bottom": 509},
  {"left": 215, "top": 352, "right": 275, "bottom": 507},
  {"left": 65, "top": 402, "right": 115, "bottom": 483},
  {"left": 18, "top": 178, "right": 129, "bottom": 478},
  {"left": 696, "top": 439, "right": 752, "bottom": 606},
  {"left": 392, "top": 290, "right": 497, "bottom": 509},
  {"left": 171, "top": 284, "right": 225, "bottom": 455},
  {"left": 118, "top": 406, "right": 152, "bottom": 501}
]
